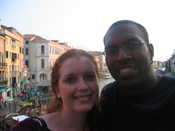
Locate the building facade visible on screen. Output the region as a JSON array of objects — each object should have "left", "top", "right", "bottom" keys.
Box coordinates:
[
  {"left": 0, "top": 25, "right": 24, "bottom": 101},
  {"left": 165, "top": 50, "right": 175, "bottom": 72},
  {"left": 23, "top": 34, "right": 71, "bottom": 92},
  {"left": 88, "top": 51, "right": 106, "bottom": 78}
]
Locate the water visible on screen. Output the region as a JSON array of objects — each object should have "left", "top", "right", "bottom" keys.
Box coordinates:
[{"left": 0, "top": 77, "right": 115, "bottom": 116}]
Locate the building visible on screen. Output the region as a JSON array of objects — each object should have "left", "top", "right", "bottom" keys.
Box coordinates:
[
  {"left": 165, "top": 50, "right": 175, "bottom": 72},
  {"left": 0, "top": 25, "right": 24, "bottom": 101},
  {"left": 88, "top": 51, "right": 106, "bottom": 78},
  {"left": 152, "top": 60, "right": 165, "bottom": 71},
  {"left": 23, "top": 34, "right": 71, "bottom": 92}
]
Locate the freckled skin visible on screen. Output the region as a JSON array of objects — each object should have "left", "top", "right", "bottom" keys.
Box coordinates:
[{"left": 57, "top": 56, "right": 99, "bottom": 113}]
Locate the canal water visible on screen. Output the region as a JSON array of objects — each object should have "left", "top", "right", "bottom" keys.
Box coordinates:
[{"left": 0, "top": 77, "right": 115, "bottom": 116}]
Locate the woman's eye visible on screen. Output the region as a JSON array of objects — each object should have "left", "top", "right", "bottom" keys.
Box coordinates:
[
  {"left": 65, "top": 76, "right": 77, "bottom": 84},
  {"left": 84, "top": 72, "right": 96, "bottom": 81}
]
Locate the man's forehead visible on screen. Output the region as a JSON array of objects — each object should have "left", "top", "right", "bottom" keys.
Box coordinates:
[
  {"left": 109, "top": 23, "right": 143, "bottom": 35},
  {"left": 105, "top": 24, "right": 145, "bottom": 45}
]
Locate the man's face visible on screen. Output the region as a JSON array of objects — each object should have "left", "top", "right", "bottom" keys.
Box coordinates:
[{"left": 104, "top": 24, "right": 153, "bottom": 87}]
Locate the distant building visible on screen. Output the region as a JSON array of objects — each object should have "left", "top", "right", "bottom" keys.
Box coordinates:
[
  {"left": 152, "top": 60, "right": 165, "bottom": 71},
  {"left": 0, "top": 25, "right": 24, "bottom": 101},
  {"left": 165, "top": 50, "right": 175, "bottom": 72},
  {"left": 23, "top": 34, "right": 71, "bottom": 92},
  {"left": 88, "top": 51, "right": 106, "bottom": 78}
]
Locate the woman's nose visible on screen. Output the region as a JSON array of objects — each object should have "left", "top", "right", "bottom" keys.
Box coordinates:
[{"left": 77, "top": 79, "right": 89, "bottom": 90}]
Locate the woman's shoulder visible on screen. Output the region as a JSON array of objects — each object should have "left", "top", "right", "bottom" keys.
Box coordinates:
[
  {"left": 11, "top": 116, "right": 50, "bottom": 131},
  {"left": 40, "top": 112, "right": 58, "bottom": 125},
  {"left": 40, "top": 112, "right": 60, "bottom": 131}
]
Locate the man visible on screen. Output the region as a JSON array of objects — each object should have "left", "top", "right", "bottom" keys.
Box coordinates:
[{"left": 100, "top": 20, "right": 175, "bottom": 131}]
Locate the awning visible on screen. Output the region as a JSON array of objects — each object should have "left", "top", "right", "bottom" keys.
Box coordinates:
[
  {"left": 20, "top": 80, "right": 29, "bottom": 84},
  {"left": 26, "top": 90, "right": 41, "bottom": 95},
  {"left": 16, "top": 101, "right": 33, "bottom": 107},
  {"left": 0, "top": 87, "right": 7, "bottom": 92},
  {"left": 12, "top": 86, "right": 20, "bottom": 91},
  {"left": 164, "top": 73, "right": 175, "bottom": 78}
]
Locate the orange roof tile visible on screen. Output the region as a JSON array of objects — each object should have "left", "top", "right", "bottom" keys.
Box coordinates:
[{"left": 23, "top": 34, "right": 49, "bottom": 43}]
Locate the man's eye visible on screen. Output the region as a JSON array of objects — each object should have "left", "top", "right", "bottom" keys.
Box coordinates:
[
  {"left": 105, "top": 47, "right": 118, "bottom": 56},
  {"left": 125, "top": 42, "right": 142, "bottom": 50},
  {"left": 84, "top": 72, "right": 96, "bottom": 81}
]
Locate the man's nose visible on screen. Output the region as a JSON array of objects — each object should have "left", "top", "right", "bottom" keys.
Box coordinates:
[{"left": 116, "top": 47, "right": 131, "bottom": 60}]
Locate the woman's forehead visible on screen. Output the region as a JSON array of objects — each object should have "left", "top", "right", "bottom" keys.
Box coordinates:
[{"left": 59, "top": 56, "right": 95, "bottom": 74}]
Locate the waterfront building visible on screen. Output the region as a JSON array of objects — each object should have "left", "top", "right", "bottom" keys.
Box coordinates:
[
  {"left": 152, "top": 61, "right": 165, "bottom": 71},
  {"left": 0, "top": 25, "right": 24, "bottom": 101},
  {"left": 88, "top": 51, "right": 105, "bottom": 75},
  {"left": 23, "top": 34, "right": 71, "bottom": 93},
  {"left": 165, "top": 50, "right": 175, "bottom": 72}
]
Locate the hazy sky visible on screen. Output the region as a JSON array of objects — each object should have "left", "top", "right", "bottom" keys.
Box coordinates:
[{"left": 1, "top": 0, "right": 175, "bottom": 61}]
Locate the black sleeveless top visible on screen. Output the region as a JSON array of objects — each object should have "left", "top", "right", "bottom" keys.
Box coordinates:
[{"left": 11, "top": 117, "right": 51, "bottom": 131}]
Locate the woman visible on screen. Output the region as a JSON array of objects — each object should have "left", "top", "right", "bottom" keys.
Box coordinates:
[{"left": 11, "top": 49, "right": 99, "bottom": 131}]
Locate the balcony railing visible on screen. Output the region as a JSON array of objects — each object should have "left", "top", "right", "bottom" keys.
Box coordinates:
[
  {"left": 0, "top": 62, "right": 7, "bottom": 67},
  {"left": 0, "top": 30, "right": 5, "bottom": 36},
  {"left": 0, "top": 80, "right": 8, "bottom": 88}
]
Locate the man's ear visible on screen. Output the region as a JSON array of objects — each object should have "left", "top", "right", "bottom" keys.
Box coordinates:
[{"left": 148, "top": 43, "right": 154, "bottom": 62}]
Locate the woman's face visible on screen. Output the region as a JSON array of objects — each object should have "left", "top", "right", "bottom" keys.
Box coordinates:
[{"left": 56, "top": 56, "right": 99, "bottom": 113}]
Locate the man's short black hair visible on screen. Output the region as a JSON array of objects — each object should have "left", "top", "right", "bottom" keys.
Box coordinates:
[{"left": 104, "top": 20, "right": 149, "bottom": 44}]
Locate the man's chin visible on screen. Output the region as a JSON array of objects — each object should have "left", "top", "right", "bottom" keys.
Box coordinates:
[
  {"left": 119, "top": 74, "right": 143, "bottom": 88},
  {"left": 119, "top": 72, "right": 141, "bottom": 87}
]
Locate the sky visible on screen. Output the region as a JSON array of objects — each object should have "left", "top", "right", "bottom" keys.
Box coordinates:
[{"left": 1, "top": 0, "right": 175, "bottom": 61}]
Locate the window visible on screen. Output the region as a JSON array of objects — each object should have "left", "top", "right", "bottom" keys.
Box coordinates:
[
  {"left": 41, "top": 59, "right": 45, "bottom": 68},
  {"left": 25, "top": 40, "right": 29, "bottom": 44},
  {"left": 12, "top": 40, "right": 15, "bottom": 43},
  {"left": 7, "top": 91, "right": 11, "bottom": 97},
  {"left": 25, "top": 48, "right": 29, "bottom": 55},
  {"left": 6, "top": 51, "right": 8, "bottom": 58},
  {"left": 12, "top": 65, "right": 15, "bottom": 71},
  {"left": 32, "top": 74, "right": 35, "bottom": 79},
  {"left": 12, "top": 53, "right": 17, "bottom": 61},
  {"left": 41, "top": 45, "right": 45, "bottom": 54},
  {"left": 19, "top": 47, "right": 21, "bottom": 53},
  {"left": 22, "top": 48, "right": 24, "bottom": 54},
  {"left": 40, "top": 73, "right": 47, "bottom": 81},
  {"left": 25, "top": 60, "right": 29, "bottom": 68}
]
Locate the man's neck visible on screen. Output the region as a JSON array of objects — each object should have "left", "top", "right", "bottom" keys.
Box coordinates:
[{"left": 118, "top": 73, "right": 159, "bottom": 97}]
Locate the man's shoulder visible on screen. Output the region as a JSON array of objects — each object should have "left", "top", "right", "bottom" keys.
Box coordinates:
[
  {"left": 101, "top": 81, "right": 117, "bottom": 96},
  {"left": 159, "top": 76, "right": 175, "bottom": 86}
]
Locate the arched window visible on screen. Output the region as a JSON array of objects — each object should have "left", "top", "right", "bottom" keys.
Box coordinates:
[
  {"left": 41, "top": 59, "right": 45, "bottom": 68},
  {"left": 25, "top": 60, "right": 29, "bottom": 68},
  {"left": 41, "top": 45, "right": 45, "bottom": 54},
  {"left": 25, "top": 40, "right": 29, "bottom": 44},
  {"left": 40, "top": 73, "right": 47, "bottom": 81},
  {"left": 25, "top": 48, "right": 29, "bottom": 55}
]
